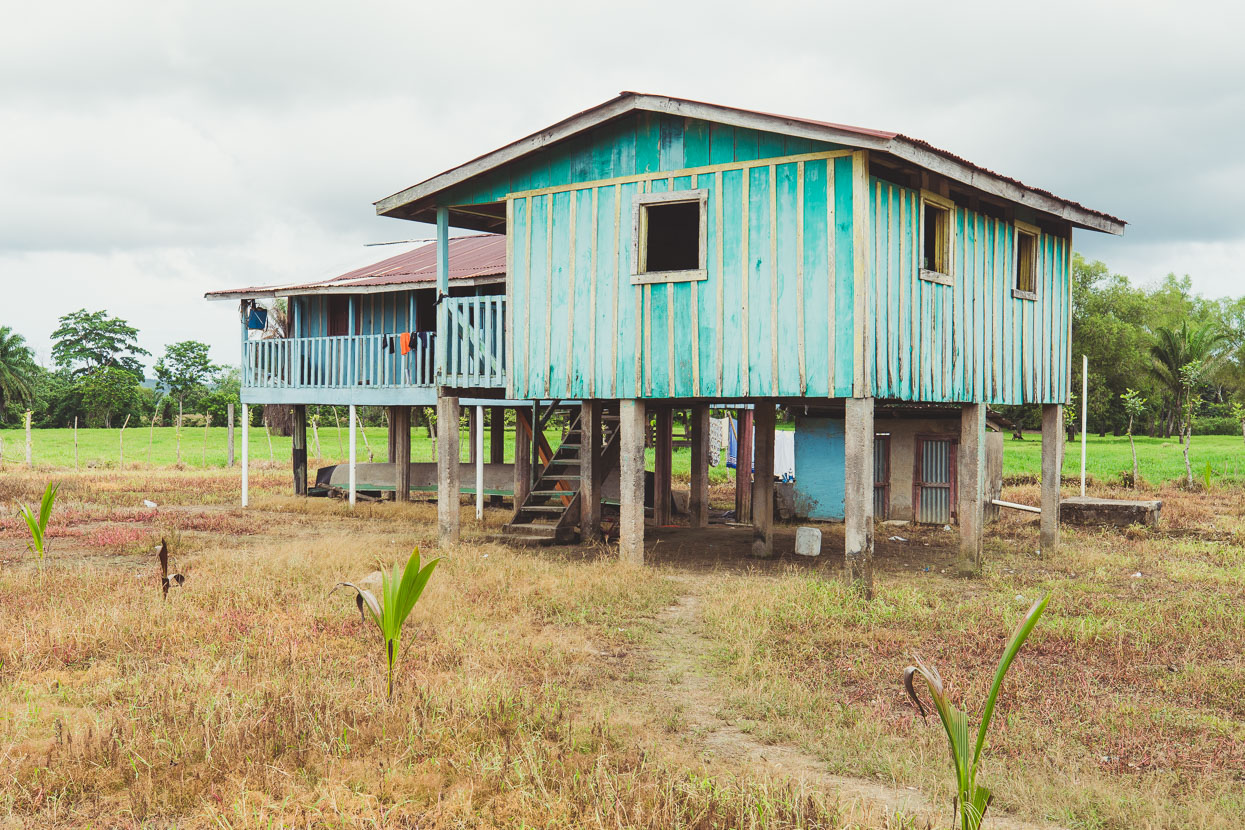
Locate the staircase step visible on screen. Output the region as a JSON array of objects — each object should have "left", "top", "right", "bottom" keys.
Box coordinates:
[
  {"left": 500, "top": 523, "right": 580, "bottom": 545},
  {"left": 531, "top": 489, "right": 576, "bottom": 497},
  {"left": 519, "top": 504, "right": 567, "bottom": 513}
]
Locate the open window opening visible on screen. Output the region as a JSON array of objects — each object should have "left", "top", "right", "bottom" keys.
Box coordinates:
[
  {"left": 919, "top": 191, "right": 954, "bottom": 284},
  {"left": 632, "top": 190, "right": 708, "bottom": 284},
  {"left": 1013, "top": 223, "right": 1039, "bottom": 299}
]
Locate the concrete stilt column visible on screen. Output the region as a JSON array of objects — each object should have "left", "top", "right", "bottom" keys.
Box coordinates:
[
  {"left": 750, "top": 402, "right": 776, "bottom": 558},
  {"left": 489, "top": 406, "right": 505, "bottom": 507},
  {"left": 1040, "top": 404, "right": 1064, "bottom": 554},
  {"left": 580, "top": 400, "right": 603, "bottom": 540},
  {"left": 844, "top": 397, "right": 874, "bottom": 596},
  {"left": 393, "top": 406, "right": 411, "bottom": 502},
  {"left": 241, "top": 403, "right": 249, "bottom": 508},
  {"left": 735, "top": 409, "right": 754, "bottom": 522},
  {"left": 386, "top": 408, "right": 398, "bottom": 463},
  {"left": 653, "top": 407, "right": 673, "bottom": 527},
  {"left": 618, "top": 399, "right": 646, "bottom": 565},
  {"left": 436, "top": 395, "right": 461, "bottom": 546},
  {"left": 513, "top": 406, "right": 533, "bottom": 509},
  {"left": 959, "top": 402, "right": 986, "bottom": 572},
  {"left": 291, "top": 404, "right": 308, "bottom": 496},
  {"left": 689, "top": 404, "right": 710, "bottom": 528}
]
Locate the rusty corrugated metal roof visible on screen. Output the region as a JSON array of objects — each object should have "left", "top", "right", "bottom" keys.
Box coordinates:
[{"left": 204, "top": 234, "right": 505, "bottom": 300}]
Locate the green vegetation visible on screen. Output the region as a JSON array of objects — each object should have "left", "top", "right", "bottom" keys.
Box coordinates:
[
  {"left": 17, "top": 480, "right": 59, "bottom": 567},
  {"left": 905, "top": 593, "right": 1051, "bottom": 830},
  {"left": 335, "top": 548, "right": 440, "bottom": 700}
]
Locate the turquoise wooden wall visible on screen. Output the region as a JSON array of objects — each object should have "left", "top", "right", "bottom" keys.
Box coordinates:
[
  {"left": 443, "top": 111, "right": 847, "bottom": 208},
  {"left": 293, "top": 291, "right": 420, "bottom": 338},
  {"left": 866, "top": 178, "right": 1071, "bottom": 405},
  {"left": 506, "top": 149, "right": 860, "bottom": 400}
]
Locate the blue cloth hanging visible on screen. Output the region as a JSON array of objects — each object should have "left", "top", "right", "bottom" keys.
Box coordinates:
[{"left": 247, "top": 307, "right": 268, "bottom": 330}]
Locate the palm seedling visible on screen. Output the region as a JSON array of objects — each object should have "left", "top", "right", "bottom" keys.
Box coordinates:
[
  {"left": 18, "top": 481, "right": 59, "bottom": 568},
  {"left": 904, "top": 592, "right": 1051, "bottom": 830},
  {"left": 333, "top": 547, "right": 439, "bottom": 700}
]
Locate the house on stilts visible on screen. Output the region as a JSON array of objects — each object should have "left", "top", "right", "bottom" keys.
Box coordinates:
[{"left": 207, "top": 92, "right": 1124, "bottom": 589}]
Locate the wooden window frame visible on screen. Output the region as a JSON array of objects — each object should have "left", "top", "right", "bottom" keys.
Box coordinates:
[
  {"left": 1012, "top": 220, "right": 1039, "bottom": 301},
  {"left": 912, "top": 433, "right": 959, "bottom": 524},
  {"left": 918, "top": 190, "right": 955, "bottom": 286},
  {"left": 874, "top": 433, "right": 892, "bottom": 521},
  {"left": 631, "top": 189, "right": 709, "bottom": 285}
]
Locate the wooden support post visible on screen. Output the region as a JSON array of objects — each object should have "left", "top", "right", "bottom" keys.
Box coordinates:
[
  {"left": 580, "top": 400, "right": 603, "bottom": 540},
  {"left": 844, "top": 397, "right": 874, "bottom": 596},
  {"left": 386, "top": 408, "right": 398, "bottom": 463},
  {"left": 735, "top": 409, "right": 754, "bottom": 522},
  {"left": 436, "top": 395, "right": 461, "bottom": 546},
  {"left": 393, "top": 406, "right": 411, "bottom": 502},
  {"left": 475, "top": 404, "right": 484, "bottom": 519},
  {"left": 489, "top": 406, "right": 505, "bottom": 507},
  {"left": 292, "top": 405, "right": 308, "bottom": 496},
  {"left": 1041, "top": 404, "right": 1063, "bottom": 554},
  {"left": 689, "top": 404, "right": 710, "bottom": 528},
  {"left": 513, "top": 406, "right": 533, "bottom": 509},
  {"left": 750, "top": 403, "right": 776, "bottom": 558},
  {"left": 348, "top": 404, "right": 357, "bottom": 509},
  {"left": 241, "top": 403, "right": 249, "bottom": 507},
  {"left": 227, "top": 403, "right": 235, "bottom": 467},
  {"left": 959, "top": 403, "right": 986, "bottom": 572},
  {"left": 654, "top": 407, "right": 673, "bottom": 527},
  {"left": 619, "top": 400, "right": 646, "bottom": 565}
]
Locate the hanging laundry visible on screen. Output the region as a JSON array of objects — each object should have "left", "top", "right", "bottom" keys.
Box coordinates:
[
  {"left": 246, "top": 307, "right": 268, "bottom": 330},
  {"left": 399, "top": 332, "right": 412, "bottom": 355}
]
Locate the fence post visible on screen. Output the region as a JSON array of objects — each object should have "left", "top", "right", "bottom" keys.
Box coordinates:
[
  {"left": 176, "top": 400, "right": 183, "bottom": 464},
  {"left": 203, "top": 413, "right": 211, "bottom": 467},
  {"left": 74, "top": 416, "right": 79, "bottom": 470},
  {"left": 25, "top": 410, "right": 33, "bottom": 468},
  {"left": 119, "top": 414, "right": 131, "bottom": 467},
  {"left": 227, "top": 403, "right": 236, "bottom": 467}
]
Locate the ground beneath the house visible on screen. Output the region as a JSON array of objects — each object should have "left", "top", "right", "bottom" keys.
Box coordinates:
[{"left": 0, "top": 466, "right": 1241, "bottom": 828}]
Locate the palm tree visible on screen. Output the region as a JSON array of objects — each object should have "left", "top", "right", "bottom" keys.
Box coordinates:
[
  {"left": 1149, "top": 321, "right": 1229, "bottom": 440},
  {"left": 0, "top": 326, "right": 37, "bottom": 413}
]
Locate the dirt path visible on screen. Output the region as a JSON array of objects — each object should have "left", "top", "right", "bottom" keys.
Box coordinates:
[{"left": 641, "top": 579, "right": 1063, "bottom": 830}]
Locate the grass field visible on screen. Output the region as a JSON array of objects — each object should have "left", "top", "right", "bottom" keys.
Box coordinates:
[
  {"left": 6, "top": 426, "right": 1245, "bottom": 491},
  {"left": 1, "top": 467, "right": 1242, "bottom": 828}
]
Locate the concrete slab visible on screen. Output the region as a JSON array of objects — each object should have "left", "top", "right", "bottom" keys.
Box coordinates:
[{"left": 1060, "top": 496, "right": 1162, "bottom": 528}]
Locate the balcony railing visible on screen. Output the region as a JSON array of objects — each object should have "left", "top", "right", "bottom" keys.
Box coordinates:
[
  {"left": 242, "top": 295, "right": 508, "bottom": 391},
  {"left": 443, "top": 296, "right": 506, "bottom": 388},
  {"left": 244, "top": 332, "right": 436, "bottom": 390}
]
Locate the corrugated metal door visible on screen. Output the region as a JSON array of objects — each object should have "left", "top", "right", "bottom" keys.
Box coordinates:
[
  {"left": 873, "top": 435, "right": 890, "bottom": 520},
  {"left": 915, "top": 437, "right": 957, "bottom": 524}
]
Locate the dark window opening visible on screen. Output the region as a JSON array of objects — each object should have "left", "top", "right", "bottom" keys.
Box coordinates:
[
  {"left": 1015, "top": 230, "right": 1037, "bottom": 293},
  {"left": 643, "top": 201, "right": 701, "bottom": 273},
  {"left": 922, "top": 201, "right": 950, "bottom": 274}
]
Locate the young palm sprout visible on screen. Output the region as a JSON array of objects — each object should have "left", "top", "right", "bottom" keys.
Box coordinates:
[
  {"left": 905, "top": 592, "right": 1051, "bottom": 830},
  {"left": 18, "top": 481, "right": 59, "bottom": 568},
  {"left": 156, "top": 538, "right": 185, "bottom": 600},
  {"left": 334, "top": 548, "right": 439, "bottom": 700}
]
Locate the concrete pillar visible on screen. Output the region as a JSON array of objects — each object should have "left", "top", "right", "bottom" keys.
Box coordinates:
[
  {"left": 291, "top": 404, "right": 308, "bottom": 495},
  {"left": 689, "top": 404, "right": 710, "bottom": 528},
  {"left": 513, "top": 406, "right": 533, "bottom": 508},
  {"left": 580, "top": 400, "right": 603, "bottom": 540},
  {"left": 392, "top": 406, "right": 411, "bottom": 502},
  {"left": 750, "top": 403, "right": 776, "bottom": 558},
  {"left": 1041, "top": 404, "right": 1063, "bottom": 554},
  {"left": 489, "top": 406, "right": 505, "bottom": 507},
  {"left": 653, "top": 407, "right": 673, "bottom": 527},
  {"left": 436, "top": 395, "right": 460, "bottom": 546},
  {"left": 618, "top": 399, "right": 646, "bottom": 565},
  {"left": 844, "top": 397, "right": 874, "bottom": 596},
  {"left": 958, "top": 403, "right": 986, "bottom": 572},
  {"left": 735, "top": 409, "right": 754, "bottom": 522}
]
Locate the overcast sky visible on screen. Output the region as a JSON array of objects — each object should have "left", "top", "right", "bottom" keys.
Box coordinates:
[{"left": 3, "top": 1, "right": 1241, "bottom": 371}]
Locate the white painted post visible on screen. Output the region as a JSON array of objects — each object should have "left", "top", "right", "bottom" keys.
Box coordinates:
[
  {"left": 1081, "top": 354, "right": 1088, "bottom": 497},
  {"left": 25, "top": 410, "right": 32, "bottom": 468},
  {"left": 475, "top": 404, "right": 484, "bottom": 519},
  {"left": 227, "top": 403, "right": 235, "bottom": 467},
  {"left": 73, "top": 416, "right": 78, "bottom": 470},
  {"left": 348, "top": 404, "right": 357, "bottom": 508},
  {"left": 241, "top": 403, "right": 249, "bottom": 507},
  {"left": 120, "top": 413, "right": 130, "bottom": 467}
]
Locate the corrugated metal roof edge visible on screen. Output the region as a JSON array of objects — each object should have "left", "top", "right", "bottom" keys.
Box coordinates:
[{"left": 376, "top": 91, "right": 1124, "bottom": 233}]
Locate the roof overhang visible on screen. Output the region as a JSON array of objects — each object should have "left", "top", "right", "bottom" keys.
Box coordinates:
[
  {"left": 377, "top": 92, "right": 1125, "bottom": 235},
  {"left": 204, "top": 272, "right": 504, "bottom": 302}
]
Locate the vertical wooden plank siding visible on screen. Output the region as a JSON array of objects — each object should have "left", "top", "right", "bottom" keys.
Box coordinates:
[
  {"left": 865, "top": 176, "right": 1072, "bottom": 405},
  {"left": 505, "top": 148, "right": 857, "bottom": 400}
]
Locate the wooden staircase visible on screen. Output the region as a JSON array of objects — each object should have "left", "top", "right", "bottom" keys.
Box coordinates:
[{"left": 503, "top": 405, "right": 620, "bottom": 544}]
